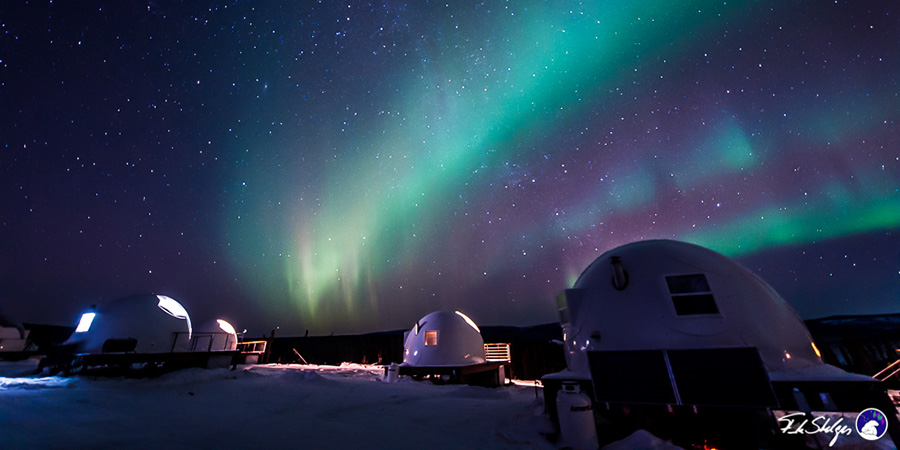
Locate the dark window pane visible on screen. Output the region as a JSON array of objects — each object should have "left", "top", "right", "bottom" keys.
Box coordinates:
[
  {"left": 668, "top": 348, "right": 776, "bottom": 407},
  {"left": 666, "top": 274, "right": 711, "bottom": 294},
  {"left": 673, "top": 294, "right": 719, "bottom": 315},
  {"left": 588, "top": 350, "right": 677, "bottom": 404}
]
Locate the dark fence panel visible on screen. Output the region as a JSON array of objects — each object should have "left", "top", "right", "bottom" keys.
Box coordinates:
[{"left": 262, "top": 324, "right": 567, "bottom": 381}]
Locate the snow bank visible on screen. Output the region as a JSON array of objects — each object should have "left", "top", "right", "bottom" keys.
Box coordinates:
[
  {"left": 0, "top": 363, "right": 557, "bottom": 449},
  {"left": 601, "top": 429, "right": 683, "bottom": 450},
  {"left": 0, "top": 356, "right": 41, "bottom": 377}
]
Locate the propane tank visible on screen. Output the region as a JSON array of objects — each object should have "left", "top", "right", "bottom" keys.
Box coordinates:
[
  {"left": 556, "top": 381, "right": 598, "bottom": 449},
  {"left": 384, "top": 363, "right": 399, "bottom": 382}
]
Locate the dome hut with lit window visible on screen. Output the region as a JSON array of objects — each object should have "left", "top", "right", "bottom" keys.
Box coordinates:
[
  {"left": 55, "top": 294, "right": 238, "bottom": 374},
  {"left": 542, "top": 239, "right": 898, "bottom": 448},
  {"left": 69, "top": 294, "right": 193, "bottom": 355},
  {"left": 397, "top": 310, "right": 507, "bottom": 386}
]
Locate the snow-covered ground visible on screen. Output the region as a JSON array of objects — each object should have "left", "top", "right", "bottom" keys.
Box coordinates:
[
  {"left": 7, "top": 358, "right": 894, "bottom": 449},
  {"left": 1, "top": 359, "right": 559, "bottom": 449}
]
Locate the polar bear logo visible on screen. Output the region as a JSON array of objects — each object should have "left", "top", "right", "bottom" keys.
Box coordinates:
[
  {"left": 856, "top": 408, "right": 887, "bottom": 441},
  {"left": 860, "top": 420, "right": 880, "bottom": 437}
]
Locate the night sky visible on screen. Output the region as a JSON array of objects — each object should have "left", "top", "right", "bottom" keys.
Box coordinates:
[{"left": 2, "top": 0, "right": 898, "bottom": 336}]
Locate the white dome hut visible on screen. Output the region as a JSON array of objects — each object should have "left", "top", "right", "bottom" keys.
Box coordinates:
[
  {"left": 558, "top": 239, "right": 824, "bottom": 377},
  {"left": 547, "top": 239, "right": 870, "bottom": 407},
  {"left": 543, "top": 239, "right": 893, "bottom": 448},
  {"left": 71, "top": 294, "right": 193, "bottom": 354},
  {"left": 402, "top": 310, "right": 486, "bottom": 367}
]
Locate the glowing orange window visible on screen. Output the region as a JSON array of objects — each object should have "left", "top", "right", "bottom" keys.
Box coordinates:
[{"left": 424, "top": 330, "right": 438, "bottom": 346}]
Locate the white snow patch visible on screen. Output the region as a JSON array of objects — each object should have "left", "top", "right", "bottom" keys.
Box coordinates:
[
  {"left": 0, "top": 356, "right": 42, "bottom": 377},
  {"left": 0, "top": 362, "right": 558, "bottom": 449},
  {"left": 601, "top": 429, "right": 684, "bottom": 450}
]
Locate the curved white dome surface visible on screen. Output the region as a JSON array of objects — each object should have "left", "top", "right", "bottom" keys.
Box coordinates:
[
  {"left": 402, "top": 310, "right": 486, "bottom": 367},
  {"left": 561, "top": 240, "right": 822, "bottom": 377},
  {"left": 74, "top": 294, "right": 193, "bottom": 354},
  {"left": 0, "top": 315, "right": 25, "bottom": 337},
  {"left": 0, "top": 316, "right": 28, "bottom": 352},
  {"left": 0, "top": 326, "right": 22, "bottom": 340}
]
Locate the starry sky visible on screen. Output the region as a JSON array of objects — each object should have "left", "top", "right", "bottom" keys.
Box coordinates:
[{"left": 2, "top": 0, "right": 898, "bottom": 336}]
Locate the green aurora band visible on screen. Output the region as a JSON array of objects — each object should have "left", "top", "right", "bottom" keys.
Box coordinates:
[{"left": 222, "top": 0, "right": 899, "bottom": 332}]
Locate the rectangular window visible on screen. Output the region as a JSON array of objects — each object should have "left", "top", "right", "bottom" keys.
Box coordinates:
[
  {"left": 424, "top": 330, "right": 438, "bottom": 346},
  {"left": 666, "top": 274, "right": 719, "bottom": 315}
]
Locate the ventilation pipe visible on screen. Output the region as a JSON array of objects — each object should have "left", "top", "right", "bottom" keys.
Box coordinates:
[{"left": 610, "top": 256, "right": 629, "bottom": 290}]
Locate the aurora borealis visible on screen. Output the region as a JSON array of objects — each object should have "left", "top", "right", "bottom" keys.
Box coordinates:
[{"left": 2, "top": 0, "right": 899, "bottom": 335}]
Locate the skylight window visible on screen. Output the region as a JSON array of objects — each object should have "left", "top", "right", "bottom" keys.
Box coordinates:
[
  {"left": 666, "top": 274, "right": 719, "bottom": 316},
  {"left": 455, "top": 310, "right": 481, "bottom": 333},
  {"left": 217, "top": 319, "right": 236, "bottom": 335},
  {"left": 413, "top": 318, "right": 427, "bottom": 335},
  {"left": 157, "top": 295, "right": 193, "bottom": 338},
  {"left": 75, "top": 312, "right": 96, "bottom": 333}
]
